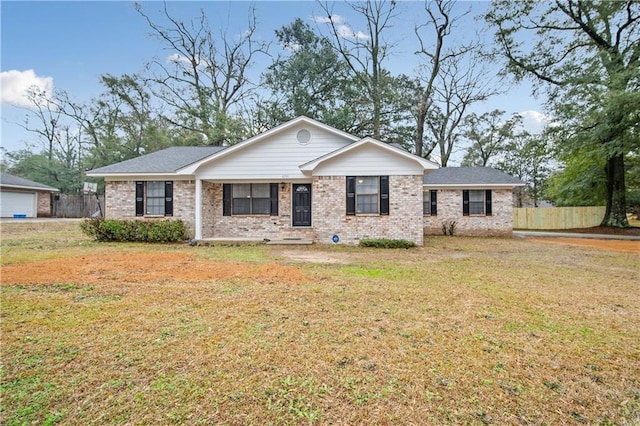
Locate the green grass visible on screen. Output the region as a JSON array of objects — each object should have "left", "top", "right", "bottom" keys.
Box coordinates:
[{"left": 1, "top": 221, "right": 639, "bottom": 425}]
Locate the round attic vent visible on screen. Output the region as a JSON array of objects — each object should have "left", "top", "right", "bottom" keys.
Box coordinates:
[{"left": 296, "top": 129, "right": 311, "bottom": 144}]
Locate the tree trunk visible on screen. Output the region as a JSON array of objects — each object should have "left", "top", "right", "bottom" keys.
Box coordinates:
[
  {"left": 600, "top": 154, "right": 628, "bottom": 227},
  {"left": 415, "top": 105, "right": 426, "bottom": 158}
]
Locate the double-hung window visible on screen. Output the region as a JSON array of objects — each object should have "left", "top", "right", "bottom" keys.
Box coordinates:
[
  {"left": 231, "top": 183, "right": 270, "bottom": 215},
  {"left": 356, "top": 176, "right": 379, "bottom": 213},
  {"left": 346, "top": 176, "right": 389, "bottom": 215},
  {"left": 423, "top": 190, "right": 437, "bottom": 215},
  {"left": 223, "top": 183, "right": 279, "bottom": 216},
  {"left": 463, "top": 190, "right": 492, "bottom": 216},
  {"left": 135, "top": 181, "right": 173, "bottom": 216}
]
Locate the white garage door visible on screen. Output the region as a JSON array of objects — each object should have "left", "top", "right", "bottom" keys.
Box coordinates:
[{"left": 0, "top": 191, "right": 36, "bottom": 217}]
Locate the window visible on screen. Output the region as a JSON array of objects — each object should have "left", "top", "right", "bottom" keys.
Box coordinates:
[
  {"left": 135, "top": 181, "right": 173, "bottom": 216},
  {"left": 223, "top": 183, "right": 278, "bottom": 216},
  {"left": 346, "top": 176, "right": 389, "bottom": 215},
  {"left": 146, "top": 181, "right": 165, "bottom": 215},
  {"left": 469, "top": 190, "right": 485, "bottom": 215},
  {"left": 356, "top": 176, "right": 378, "bottom": 213},
  {"left": 423, "top": 190, "right": 437, "bottom": 215},
  {"left": 463, "top": 190, "right": 492, "bottom": 216}
]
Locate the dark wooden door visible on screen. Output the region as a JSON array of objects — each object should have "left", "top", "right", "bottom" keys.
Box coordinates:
[{"left": 292, "top": 184, "right": 311, "bottom": 226}]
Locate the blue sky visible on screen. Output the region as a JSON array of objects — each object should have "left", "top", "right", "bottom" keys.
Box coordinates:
[{"left": 1, "top": 1, "right": 547, "bottom": 157}]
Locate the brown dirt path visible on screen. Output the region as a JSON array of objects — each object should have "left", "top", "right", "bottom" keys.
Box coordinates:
[{"left": 532, "top": 237, "right": 640, "bottom": 253}]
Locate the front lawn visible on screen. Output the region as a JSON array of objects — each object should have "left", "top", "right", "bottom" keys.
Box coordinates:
[{"left": 1, "top": 222, "right": 638, "bottom": 424}]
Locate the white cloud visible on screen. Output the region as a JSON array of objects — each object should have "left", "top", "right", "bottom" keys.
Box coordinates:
[
  {"left": 312, "top": 14, "right": 368, "bottom": 40},
  {"left": 0, "top": 69, "right": 53, "bottom": 108},
  {"left": 519, "top": 110, "right": 552, "bottom": 134},
  {"left": 353, "top": 30, "right": 369, "bottom": 40},
  {"left": 167, "top": 53, "right": 190, "bottom": 65},
  {"left": 337, "top": 24, "right": 369, "bottom": 40},
  {"left": 312, "top": 14, "right": 345, "bottom": 24},
  {"left": 313, "top": 14, "right": 369, "bottom": 40}
]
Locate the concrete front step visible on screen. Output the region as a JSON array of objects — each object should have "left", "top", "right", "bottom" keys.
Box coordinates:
[{"left": 266, "top": 238, "right": 313, "bottom": 245}]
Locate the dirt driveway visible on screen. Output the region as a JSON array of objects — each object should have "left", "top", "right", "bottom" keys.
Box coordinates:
[{"left": 530, "top": 237, "right": 640, "bottom": 253}]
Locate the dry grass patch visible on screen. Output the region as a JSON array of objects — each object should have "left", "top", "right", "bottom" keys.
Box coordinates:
[
  {"left": 1, "top": 223, "right": 639, "bottom": 425},
  {"left": 1, "top": 252, "right": 305, "bottom": 285}
]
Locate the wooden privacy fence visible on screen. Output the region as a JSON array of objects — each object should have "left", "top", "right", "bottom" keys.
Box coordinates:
[
  {"left": 52, "top": 194, "right": 105, "bottom": 218},
  {"left": 513, "top": 206, "right": 605, "bottom": 230}
]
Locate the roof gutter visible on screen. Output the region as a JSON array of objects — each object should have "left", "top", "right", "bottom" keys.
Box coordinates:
[
  {"left": 0, "top": 184, "right": 59, "bottom": 192},
  {"left": 423, "top": 183, "right": 526, "bottom": 189}
]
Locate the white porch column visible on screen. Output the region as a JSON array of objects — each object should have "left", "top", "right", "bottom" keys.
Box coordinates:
[{"left": 195, "top": 178, "right": 202, "bottom": 240}]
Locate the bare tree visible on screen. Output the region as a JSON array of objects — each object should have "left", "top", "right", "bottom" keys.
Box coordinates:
[
  {"left": 425, "top": 58, "right": 498, "bottom": 166},
  {"left": 414, "top": 0, "right": 498, "bottom": 164},
  {"left": 60, "top": 75, "right": 170, "bottom": 169},
  {"left": 21, "top": 87, "right": 64, "bottom": 162},
  {"left": 318, "top": 0, "right": 399, "bottom": 139},
  {"left": 136, "top": 2, "right": 268, "bottom": 145},
  {"left": 14, "top": 88, "right": 85, "bottom": 191}
]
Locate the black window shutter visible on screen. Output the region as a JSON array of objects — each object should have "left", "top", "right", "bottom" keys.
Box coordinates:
[
  {"left": 346, "top": 176, "right": 356, "bottom": 215},
  {"left": 164, "top": 181, "right": 173, "bottom": 216},
  {"left": 485, "top": 190, "right": 492, "bottom": 216},
  {"left": 462, "top": 190, "right": 470, "bottom": 216},
  {"left": 430, "top": 190, "right": 438, "bottom": 216},
  {"left": 223, "top": 184, "right": 231, "bottom": 216},
  {"left": 270, "top": 183, "right": 279, "bottom": 216},
  {"left": 380, "top": 176, "right": 389, "bottom": 215},
  {"left": 135, "top": 181, "right": 144, "bottom": 216}
]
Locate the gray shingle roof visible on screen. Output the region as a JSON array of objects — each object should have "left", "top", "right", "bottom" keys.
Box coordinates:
[
  {"left": 88, "top": 146, "right": 226, "bottom": 174},
  {"left": 0, "top": 173, "right": 59, "bottom": 191},
  {"left": 423, "top": 167, "right": 524, "bottom": 186}
]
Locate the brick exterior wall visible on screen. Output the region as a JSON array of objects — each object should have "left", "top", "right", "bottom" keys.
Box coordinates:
[
  {"left": 105, "top": 180, "right": 196, "bottom": 237},
  {"left": 201, "top": 176, "right": 423, "bottom": 245},
  {"left": 36, "top": 191, "right": 52, "bottom": 217},
  {"left": 313, "top": 175, "right": 424, "bottom": 245},
  {"left": 105, "top": 180, "right": 513, "bottom": 243},
  {"left": 423, "top": 189, "right": 514, "bottom": 236}
]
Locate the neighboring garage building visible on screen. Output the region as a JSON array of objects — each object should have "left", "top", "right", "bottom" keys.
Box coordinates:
[{"left": 0, "top": 173, "right": 59, "bottom": 218}]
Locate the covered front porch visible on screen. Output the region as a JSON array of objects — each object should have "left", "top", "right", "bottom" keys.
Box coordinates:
[{"left": 193, "top": 180, "right": 315, "bottom": 242}]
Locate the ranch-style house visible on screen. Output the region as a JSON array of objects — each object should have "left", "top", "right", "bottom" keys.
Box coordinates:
[{"left": 88, "top": 116, "right": 524, "bottom": 245}]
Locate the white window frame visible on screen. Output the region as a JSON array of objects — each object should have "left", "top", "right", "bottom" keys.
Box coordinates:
[
  {"left": 468, "top": 189, "right": 485, "bottom": 216},
  {"left": 356, "top": 176, "right": 379, "bottom": 214},
  {"left": 231, "top": 183, "right": 271, "bottom": 215}
]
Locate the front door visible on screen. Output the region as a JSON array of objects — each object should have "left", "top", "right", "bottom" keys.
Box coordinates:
[{"left": 292, "top": 184, "right": 312, "bottom": 227}]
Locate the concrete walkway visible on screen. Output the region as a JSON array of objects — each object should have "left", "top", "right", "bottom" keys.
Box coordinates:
[
  {"left": 514, "top": 230, "right": 640, "bottom": 241},
  {"left": 0, "top": 218, "right": 84, "bottom": 224}
]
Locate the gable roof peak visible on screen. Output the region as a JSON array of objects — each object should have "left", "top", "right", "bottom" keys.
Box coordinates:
[
  {"left": 176, "top": 116, "right": 360, "bottom": 175},
  {"left": 300, "top": 136, "right": 439, "bottom": 172}
]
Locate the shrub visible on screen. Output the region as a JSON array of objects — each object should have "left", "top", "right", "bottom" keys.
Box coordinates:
[
  {"left": 441, "top": 220, "right": 457, "bottom": 236},
  {"left": 627, "top": 191, "right": 640, "bottom": 217},
  {"left": 80, "top": 218, "right": 187, "bottom": 243},
  {"left": 359, "top": 238, "right": 416, "bottom": 249}
]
